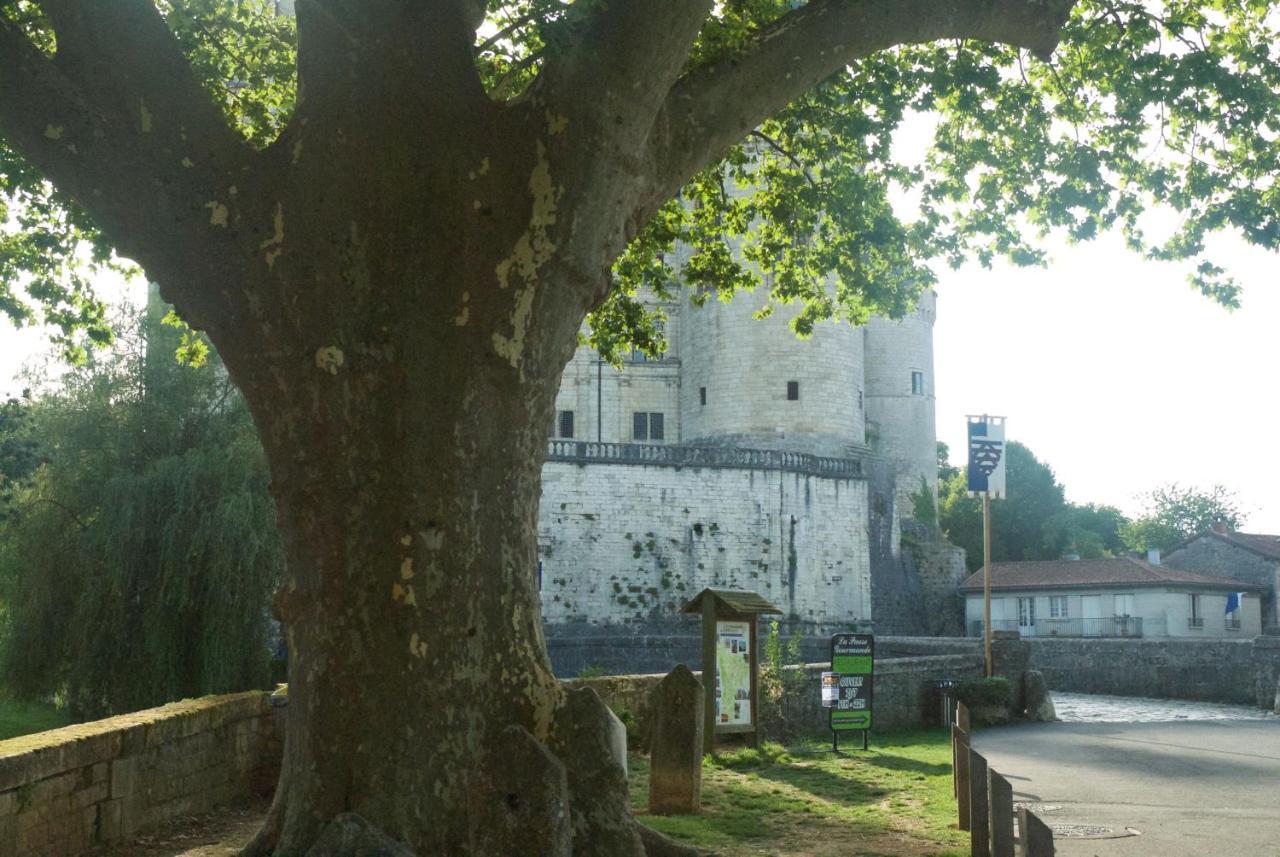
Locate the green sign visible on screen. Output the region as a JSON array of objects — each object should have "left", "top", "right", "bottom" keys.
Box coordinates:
[{"left": 829, "top": 633, "right": 873, "bottom": 732}]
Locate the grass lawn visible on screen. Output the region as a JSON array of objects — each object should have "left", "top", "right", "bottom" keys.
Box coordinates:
[
  {"left": 630, "top": 730, "right": 966, "bottom": 857},
  {"left": 0, "top": 698, "right": 71, "bottom": 741}
]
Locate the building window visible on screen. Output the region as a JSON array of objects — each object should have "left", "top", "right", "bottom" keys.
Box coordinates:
[
  {"left": 633, "top": 412, "right": 665, "bottom": 442},
  {"left": 699, "top": 386, "right": 707, "bottom": 406},
  {"left": 911, "top": 370, "right": 924, "bottom": 396},
  {"left": 1017, "top": 597, "right": 1035, "bottom": 629},
  {"left": 1049, "top": 596, "right": 1068, "bottom": 619},
  {"left": 1113, "top": 593, "right": 1134, "bottom": 617},
  {"left": 787, "top": 380, "right": 800, "bottom": 401},
  {"left": 1188, "top": 593, "right": 1204, "bottom": 628},
  {"left": 556, "top": 410, "right": 574, "bottom": 439}
]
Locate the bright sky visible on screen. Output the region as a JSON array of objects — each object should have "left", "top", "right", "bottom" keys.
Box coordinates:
[{"left": 934, "top": 231, "right": 1280, "bottom": 533}]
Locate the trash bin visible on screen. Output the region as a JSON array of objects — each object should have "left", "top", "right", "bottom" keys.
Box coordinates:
[{"left": 934, "top": 678, "right": 958, "bottom": 727}]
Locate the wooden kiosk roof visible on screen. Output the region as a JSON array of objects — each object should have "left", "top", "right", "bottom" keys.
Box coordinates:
[{"left": 680, "top": 588, "right": 782, "bottom": 616}]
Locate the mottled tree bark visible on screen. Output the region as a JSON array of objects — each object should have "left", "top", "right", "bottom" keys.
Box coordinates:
[{"left": 0, "top": 1, "right": 1075, "bottom": 852}]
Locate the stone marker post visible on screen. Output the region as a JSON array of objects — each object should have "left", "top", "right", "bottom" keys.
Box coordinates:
[
  {"left": 648, "top": 664, "right": 704, "bottom": 815},
  {"left": 1017, "top": 806, "right": 1055, "bottom": 856},
  {"left": 968, "top": 749, "right": 989, "bottom": 857},
  {"left": 988, "top": 769, "right": 1015, "bottom": 857},
  {"left": 953, "top": 725, "right": 971, "bottom": 831}
]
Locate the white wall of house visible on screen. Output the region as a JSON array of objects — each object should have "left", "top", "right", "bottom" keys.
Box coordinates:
[{"left": 964, "top": 588, "right": 1262, "bottom": 638}]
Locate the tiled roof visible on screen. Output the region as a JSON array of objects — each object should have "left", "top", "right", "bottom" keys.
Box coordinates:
[
  {"left": 958, "top": 557, "right": 1269, "bottom": 593},
  {"left": 1213, "top": 532, "right": 1280, "bottom": 562},
  {"left": 680, "top": 588, "right": 782, "bottom": 615}
]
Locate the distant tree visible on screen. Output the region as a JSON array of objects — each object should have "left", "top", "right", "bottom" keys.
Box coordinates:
[
  {"left": 1120, "top": 483, "right": 1245, "bottom": 554},
  {"left": 0, "top": 305, "right": 282, "bottom": 719},
  {"left": 939, "top": 441, "right": 1129, "bottom": 569}
]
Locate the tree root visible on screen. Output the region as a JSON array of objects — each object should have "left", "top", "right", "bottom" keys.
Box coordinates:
[
  {"left": 637, "top": 821, "right": 716, "bottom": 857},
  {"left": 238, "top": 742, "right": 287, "bottom": 857}
]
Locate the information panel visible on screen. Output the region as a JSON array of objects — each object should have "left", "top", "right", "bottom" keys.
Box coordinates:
[
  {"left": 714, "top": 620, "right": 752, "bottom": 726},
  {"left": 829, "top": 633, "right": 874, "bottom": 732}
]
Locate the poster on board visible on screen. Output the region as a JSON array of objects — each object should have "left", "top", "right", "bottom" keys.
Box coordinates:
[
  {"left": 829, "top": 633, "right": 874, "bottom": 732},
  {"left": 714, "top": 620, "right": 752, "bottom": 726}
]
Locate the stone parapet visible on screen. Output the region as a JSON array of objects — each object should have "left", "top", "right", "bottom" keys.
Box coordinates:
[{"left": 0, "top": 692, "right": 276, "bottom": 857}]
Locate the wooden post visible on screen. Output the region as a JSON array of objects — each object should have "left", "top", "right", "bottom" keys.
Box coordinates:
[
  {"left": 988, "top": 769, "right": 1015, "bottom": 857},
  {"left": 748, "top": 614, "right": 760, "bottom": 749},
  {"left": 957, "top": 701, "right": 971, "bottom": 734},
  {"left": 700, "top": 596, "right": 718, "bottom": 756},
  {"left": 983, "top": 492, "right": 993, "bottom": 677},
  {"left": 968, "top": 749, "right": 989, "bottom": 857},
  {"left": 953, "top": 726, "right": 971, "bottom": 831},
  {"left": 1017, "top": 806, "right": 1055, "bottom": 856}
]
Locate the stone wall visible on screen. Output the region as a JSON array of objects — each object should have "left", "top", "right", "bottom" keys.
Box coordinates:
[
  {"left": 572, "top": 652, "right": 984, "bottom": 751},
  {"left": 1025, "top": 637, "right": 1268, "bottom": 705},
  {"left": 0, "top": 692, "right": 277, "bottom": 857},
  {"left": 539, "top": 460, "right": 872, "bottom": 628},
  {"left": 1165, "top": 537, "right": 1280, "bottom": 627}
]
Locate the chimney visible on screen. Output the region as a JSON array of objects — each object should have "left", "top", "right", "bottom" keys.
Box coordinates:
[
  {"left": 1147, "top": 548, "right": 1161, "bottom": 566},
  {"left": 1211, "top": 519, "right": 1229, "bottom": 535}
]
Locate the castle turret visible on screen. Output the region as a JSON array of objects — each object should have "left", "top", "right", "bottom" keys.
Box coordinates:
[
  {"left": 862, "top": 290, "right": 938, "bottom": 510},
  {"left": 677, "top": 281, "right": 866, "bottom": 458}
]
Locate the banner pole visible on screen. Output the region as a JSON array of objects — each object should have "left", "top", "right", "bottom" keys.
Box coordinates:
[{"left": 983, "top": 492, "right": 992, "bottom": 677}]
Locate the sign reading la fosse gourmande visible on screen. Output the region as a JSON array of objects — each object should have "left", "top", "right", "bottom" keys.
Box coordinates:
[{"left": 823, "top": 633, "right": 873, "bottom": 735}]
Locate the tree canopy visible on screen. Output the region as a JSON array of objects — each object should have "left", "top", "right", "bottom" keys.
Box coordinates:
[
  {"left": 1120, "top": 482, "right": 1245, "bottom": 552},
  {"left": 0, "top": 302, "right": 281, "bottom": 719},
  {"left": 3, "top": 0, "right": 1279, "bottom": 361},
  {"left": 938, "top": 441, "right": 1128, "bottom": 568}
]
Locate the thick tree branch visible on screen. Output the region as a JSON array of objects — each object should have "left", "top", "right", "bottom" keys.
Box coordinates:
[
  {"left": 647, "top": 0, "right": 1077, "bottom": 206},
  {"left": 0, "top": 1, "right": 262, "bottom": 338},
  {"left": 539, "top": 0, "right": 713, "bottom": 142}
]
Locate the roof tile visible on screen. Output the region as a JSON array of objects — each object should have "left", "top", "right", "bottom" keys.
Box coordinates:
[{"left": 958, "top": 557, "right": 1267, "bottom": 593}]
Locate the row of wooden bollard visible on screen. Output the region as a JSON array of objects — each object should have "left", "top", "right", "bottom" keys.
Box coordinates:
[{"left": 952, "top": 702, "right": 1054, "bottom": 857}]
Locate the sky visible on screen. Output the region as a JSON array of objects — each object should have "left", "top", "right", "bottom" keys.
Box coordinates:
[{"left": 933, "top": 231, "right": 1280, "bottom": 532}]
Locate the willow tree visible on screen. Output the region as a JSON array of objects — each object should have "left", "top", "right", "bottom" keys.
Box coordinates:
[{"left": 2, "top": 1, "right": 1278, "bottom": 853}]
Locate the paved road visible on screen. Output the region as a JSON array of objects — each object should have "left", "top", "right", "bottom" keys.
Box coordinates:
[{"left": 973, "top": 718, "right": 1280, "bottom": 857}]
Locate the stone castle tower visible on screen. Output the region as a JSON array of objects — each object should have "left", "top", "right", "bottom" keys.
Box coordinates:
[{"left": 536, "top": 278, "right": 953, "bottom": 637}]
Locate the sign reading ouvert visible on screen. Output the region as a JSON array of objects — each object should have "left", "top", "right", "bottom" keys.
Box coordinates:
[{"left": 680, "top": 588, "right": 782, "bottom": 755}]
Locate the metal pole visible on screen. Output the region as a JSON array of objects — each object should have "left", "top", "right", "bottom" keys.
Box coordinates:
[
  {"left": 983, "top": 492, "right": 993, "bottom": 677},
  {"left": 596, "top": 358, "right": 603, "bottom": 442}
]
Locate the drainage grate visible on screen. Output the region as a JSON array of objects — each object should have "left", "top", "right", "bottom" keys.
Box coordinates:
[
  {"left": 1014, "top": 802, "right": 1062, "bottom": 814},
  {"left": 1048, "top": 823, "right": 1126, "bottom": 839}
]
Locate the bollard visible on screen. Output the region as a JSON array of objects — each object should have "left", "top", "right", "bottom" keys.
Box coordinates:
[
  {"left": 988, "top": 769, "right": 1015, "bottom": 857},
  {"left": 968, "top": 749, "right": 989, "bottom": 857},
  {"left": 1017, "top": 806, "right": 1055, "bottom": 856},
  {"left": 953, "top": 726, "right": 971, "bottom": 831}
]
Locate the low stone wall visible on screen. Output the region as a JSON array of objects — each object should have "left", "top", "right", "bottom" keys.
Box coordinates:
[
  {"left": 573, "top": 652, "right": 983, "bottom": 750},
  {"left": 1025, "top": 637, "right": 1278, "bottom": 706},
  {"left": 0, "top": 692, "right": 277, "bottom": 857}
]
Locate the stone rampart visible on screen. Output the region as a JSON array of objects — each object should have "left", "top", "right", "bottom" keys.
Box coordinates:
[
  {"left": 0, "top": 692, "right": 277, "bottom": 857},
  {"left": 572, "top": 652, "right": 983, "bottom": 750},
  {"left": 1025, "top": 636, "right": 1280, "bottom": 707}
]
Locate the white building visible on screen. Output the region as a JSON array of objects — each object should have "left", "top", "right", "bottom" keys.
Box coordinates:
[
  {"left": 960, "top": 557, "right": 1266, "bottom": 639},
  {"left": 536, "top": 285, "right": 962, "bottom": 634}
]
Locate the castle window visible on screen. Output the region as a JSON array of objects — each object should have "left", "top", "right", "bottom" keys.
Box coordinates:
[
  {"left": 858, "top": 388, "right": 863, "bottom": 409},
  {"left": 787, "top": 380, "right": 800, "bottom": 401},
  {"left": 632, "top": 412, "right": 665, "bottom": 442},
  {"left": 911, "top": 370, "right": 924, "bottom": 396},
  {"left": 556, "top": 410, "right": 575, "bottom": 439},
  {"left": 699, "top": 387, "right": 707, "bottom": 406}
]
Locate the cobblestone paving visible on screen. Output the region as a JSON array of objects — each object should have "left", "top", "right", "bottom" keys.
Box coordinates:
[{"left": 1053, "top": 690, "right": 1278, "bottom": 722}]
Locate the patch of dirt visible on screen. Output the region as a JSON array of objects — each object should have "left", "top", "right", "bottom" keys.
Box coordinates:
[{"left": 89, "top": 800, "right": 269, "bottom": 857}]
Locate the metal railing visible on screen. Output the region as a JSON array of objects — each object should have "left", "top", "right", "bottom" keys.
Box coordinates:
[
  {"left": 969, "top": 616, "right": 1144, "bottom": 638},
  {"left": 545, "top": 440, "right": 864, "bottom": 478},
  {"left": 1226, "top": 616, "right": 1241, "bottom": 631}
]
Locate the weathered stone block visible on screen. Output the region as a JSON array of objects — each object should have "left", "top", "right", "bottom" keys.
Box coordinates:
[
  {"left": 97, "top": 798, "right": 123, "bottom": 842},
  {"left": 306, "top": 813, "right": 415, "bottom": 857},
  {"left": 1022, "top": 671, "right": 1056, "bottom": 722},
  {"left": 467, "top": 725, "right": 571, "bottom": 857},
  {"left": 108, "top": 757, "right": 137, "bottom": 800},
  {"left": 647, "top": 665, "right": 703, "bottom": 815}
]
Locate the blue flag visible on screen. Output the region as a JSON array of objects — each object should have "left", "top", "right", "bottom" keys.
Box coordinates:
[{"left": 1225, "top": 591, "right": 1244, "bottom": 614}]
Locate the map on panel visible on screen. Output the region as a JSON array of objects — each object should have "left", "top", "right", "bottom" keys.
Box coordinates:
[{"left": 714, "top": 621, "right": 752, "bottom": 726}]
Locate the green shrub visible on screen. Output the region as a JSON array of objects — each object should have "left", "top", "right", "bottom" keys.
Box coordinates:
[
  {"left": 955, "top": 676, "right": 1010, "bottom": 709},
  {"left": 708, "top": 741, "right": 791, "bottom": 770},
  {"left": 576, "top": 664, "right": 608, "bottom": 679}
]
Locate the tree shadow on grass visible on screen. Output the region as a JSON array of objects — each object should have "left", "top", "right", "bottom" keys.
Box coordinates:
[
  {"left": 753, "top": 761, "right": 891, "bottom": 809},
  {"left": 861, "top": 753, "right": 951, "bottom": 778}
]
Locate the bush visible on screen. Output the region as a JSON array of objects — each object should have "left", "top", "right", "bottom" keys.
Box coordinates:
[{"left": 955, "top": 676, "right": 1011, "bottom": 709}]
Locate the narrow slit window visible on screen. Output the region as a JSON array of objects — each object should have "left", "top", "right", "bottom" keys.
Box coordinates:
[
  {"left": 558, "top": 410, "right": 574, "bottom": 439},
  {"left": 911, "top": 371, "right": 924, "bottom": 396},
  {"left": 699, "top": 387, "right": 707, "bottom": 406},
  {"left": 787, "top": 380, "right": 799, "bottom": 401}
]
